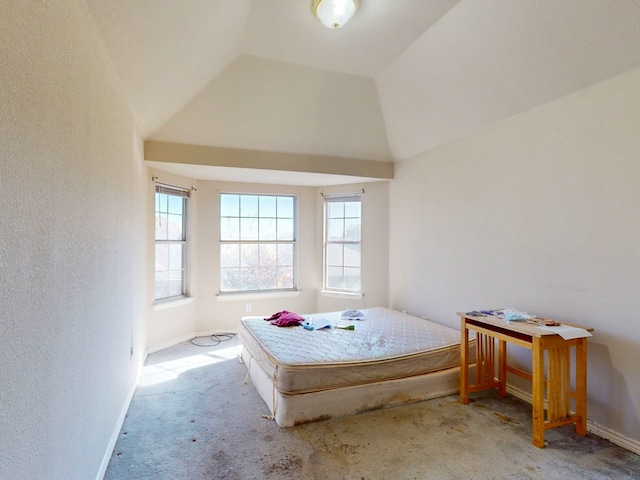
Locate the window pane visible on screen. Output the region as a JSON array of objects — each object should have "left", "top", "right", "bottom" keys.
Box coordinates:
[
  {"left": 260, "top": 244, "right": 277, "bottom": 267},
  {"left": 167, "top": 270, "right": 183, "bottom": 297},
  {"left": 221, "top": 217, "right": 239, "bottom": 241},
  {"left": 259, "top": 217, "right": 277, "bottom": 241},
  {"left": 220, "top": 193, "right": 296, "bottom": 293},
  {"left": 241, "top": 243, "right": 259, "bottom": 268},
  {"left": 277, "top": 267, "right": 294, "bottom": 289},
  {"left": 220, "top": 194, "right": 239, "bottom": 217},
  {"left": 155, "top": 213, "right": 168, "bottom": 240},
  {"left": 323, "top": 198, "right": 361, "bottom": 293},
  {"left": 277, "top": 218, "right": 294, "bottom": 241},
  {"left": 155, "top": 189, "right": 188, "bottom": 300},
  {"left": 326, "top": 244, "right": 343, "bottom": 267},
  {"left": 344, "top": 244, "right": 360, "bottom": 267},
  {"left": 277, "top": 244, "right": 293, "bottom": 266},
  {"left": 344, "top": 201, "right": 360, "bottom": 218},
  {"left": 155, "top": 244, "right": 169, "bottom": 272},
  {"left": 169, "top": 244, "right": 183, "bottom": 270},
  {"left": 344, "top": 218, "right": 360, "bottom": 242},
  {"left": 167, "top": 213, "right": 184, "bottom": 240},
  {"left": 327, "top": 218, "right": 344, "bottom": 241},
  {"left": 240, "top": 195, "right": 259, "bottom": 218},
  {"left": 240, "top": 217, "right": 259, "bottom": 241},
  {"left": 343, "top": 267, "right": 361, "bottom": 290},
  {"left": 259, "top": 196, "right": 277, "bottom": 217},
  {"left": 258, "top": 267, "right": 278, "bottom": 290},
  {"left": 241, "top": 267, "right": 261, "bottom": 290},
  {"left": 156, "top": 193, "right": 168, "bottom": 214},
  {"left": 220, "top": 268, "right": 240, "bottom": 292},
  {"left": 220, "top": 244, "right": 240, "bottom": 268},
  {"left": 168, "top": 195, "right": 183, "bottom": 215},
  {"left": 277, "top": 196, "right": 294, "bottom": 218},
  {"left": 155, "top": 271, "right": 169, "bottom": 299},
  {"left": 326, "top": 266, "right": 343, "bottom": 290},
  {"left": 328, "top": 202, "right": 344, "bottom": 219}
]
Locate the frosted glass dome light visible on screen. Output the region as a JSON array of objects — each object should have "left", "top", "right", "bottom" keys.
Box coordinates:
[{"left": 312, "top": 0, "right": 360, "bottom": 29}]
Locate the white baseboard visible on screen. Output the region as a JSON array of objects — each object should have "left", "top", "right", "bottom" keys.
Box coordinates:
[
  {"left": 95, "top": 360, "right": 142, "bottom": 480},
  {"left": 506, "top": 384, "right": 640, "bottom": 456},
  {"left": 146, "top": 333, "right": 196, "bottom": 354},
  {"left": 195, "top": 328, "right": 238, "bottom": 337},
  {"left": 146, "top": 330, "right": 240, "bottom": 355}
]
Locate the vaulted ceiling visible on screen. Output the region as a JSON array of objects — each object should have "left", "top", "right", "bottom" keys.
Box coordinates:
[{"left": 86, "top": 0, "right": 640, "bottom": 185}]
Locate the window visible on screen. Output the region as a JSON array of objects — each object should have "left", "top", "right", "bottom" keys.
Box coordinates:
[
  {"left": 155, "top": 184, "right": 189, "bottom": 301},
  {"left": 220, "top": 193, "right": 295, "bottom": 293},
  {"left": 324, "top": 194, "right": 361, "bottom": 292}
]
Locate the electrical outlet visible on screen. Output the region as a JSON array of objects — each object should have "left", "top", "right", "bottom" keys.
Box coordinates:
[{"left": 246, "top": 303, "right": 252, "bottom": 312}]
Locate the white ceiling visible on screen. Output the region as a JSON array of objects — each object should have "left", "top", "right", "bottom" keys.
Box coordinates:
[{"left": 86, "top": 0, "right": 640, "bottom": 184}]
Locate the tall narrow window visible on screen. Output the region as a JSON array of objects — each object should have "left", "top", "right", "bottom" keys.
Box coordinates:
[
  {"left": 220, "top": 193, "right": 296, "bottom": 293},
  {"left": 324, "top": 194, "right": 361, "bottom": 292},
  {"left": 155, "top": 184, "right": 189, "bottom": 301}
]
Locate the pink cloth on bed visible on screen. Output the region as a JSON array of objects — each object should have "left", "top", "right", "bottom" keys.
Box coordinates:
[{"left": 264, "top": 310, "right": 305, "bottom": 327}]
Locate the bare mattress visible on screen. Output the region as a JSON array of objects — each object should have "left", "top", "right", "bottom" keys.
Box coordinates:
[{"left": 239, "top": 307, "right": 474, "bottom": 425}]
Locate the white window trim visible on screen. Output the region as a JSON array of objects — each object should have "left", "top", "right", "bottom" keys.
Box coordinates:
[
  {"left": 216, "top": 290, "right": 301, "bottom": 302},
  {"left": 153, "top": 296, "right": 194, "bottom": 311},
  {"left": 323, "top": 193, "right": 362, "bottom": 294},
  {"left": 320, "top": 290, "right": 363, "bottom": 300},
  {"left": 219, "top": 192, "right": 297, "bottom": 293},
  {"left": 154, "top": 183, "right": 190, "bottom": 302}
]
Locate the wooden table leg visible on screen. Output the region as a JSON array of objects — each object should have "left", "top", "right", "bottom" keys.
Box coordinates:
[
  {"left": 498, "top": 339, "right": 507, "bottom": 397},
  {"left": 575, "top": 338, "right": 588, "bottom": 435},
  {"left": 532, "top": 337, "right": 545, "bottom": 448},
  {"left": 460, "top": 317, "right": 469, "bottom": 404}
]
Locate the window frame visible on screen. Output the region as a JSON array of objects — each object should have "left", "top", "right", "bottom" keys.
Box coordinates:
[
  {"left": 219, "top": 192, "right": 297, "bottom": 294},
  {"left": 323, "top": 193, "right": 362, "bottom": 294},
  {"left": 154, "top": 183, "right": 189, "bottom": 303}
]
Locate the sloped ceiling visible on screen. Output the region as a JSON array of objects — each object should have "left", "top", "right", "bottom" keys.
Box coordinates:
[{"left": 86, "top": 0, "right": 640, "bottom": 184}]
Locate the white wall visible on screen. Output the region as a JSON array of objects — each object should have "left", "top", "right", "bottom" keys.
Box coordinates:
[
  {"left": 145, "top": 178, "right": 390, "bottom": 349},
  {"left": 0, "top": 2, "right": 148, "bottom": 479},
  {"left": 388, "top": 68, "right": 640, "bottom": 442}
]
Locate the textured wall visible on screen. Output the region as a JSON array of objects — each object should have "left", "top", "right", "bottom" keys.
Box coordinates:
[
  {"left": 0, "top": 1, "right": 147, "bottom": 479},
  {"left": 388, "top": 68, "right": 640, "bottom": 442}
]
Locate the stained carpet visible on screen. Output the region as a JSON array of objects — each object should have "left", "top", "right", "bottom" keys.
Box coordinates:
[{"left": 104, "top": 337, "right": 640, "bottom": 480}]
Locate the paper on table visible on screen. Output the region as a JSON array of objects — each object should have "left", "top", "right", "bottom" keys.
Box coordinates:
[{"left": 538, "top": 325, "right": 592, "bottom": 340}]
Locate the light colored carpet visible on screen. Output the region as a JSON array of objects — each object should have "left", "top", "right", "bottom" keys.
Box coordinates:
[{"left": 105, "top": 337, "right": 640, "bottom": 480}]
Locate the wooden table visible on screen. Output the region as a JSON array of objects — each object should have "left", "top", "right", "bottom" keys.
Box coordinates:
[{"left": 459, "top": 312, "right": 593, "bottom": 448}]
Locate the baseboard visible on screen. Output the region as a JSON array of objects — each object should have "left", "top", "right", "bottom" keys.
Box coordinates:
[
  {"left": 95, "top": 362, "right": 141, "bottom": 480},
  {"left": 195, "top": 328, "right": 239, "bottom": 337},
  {"left": 506, "top": 384, "right": 640, "bottom": 456},
  {"left": 146, "top": 333, "right": 196, "bottom": 354}
]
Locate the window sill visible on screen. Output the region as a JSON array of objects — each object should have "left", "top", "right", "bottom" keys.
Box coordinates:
[
  {"left": 321, "top": 290, "right": 363, "bottom": 300},
  {"left": 217, "top": 291, "right": 301, "bottom": 302},
  {"left": 153, "top": 296, "right": 194, "bottom": 311}
]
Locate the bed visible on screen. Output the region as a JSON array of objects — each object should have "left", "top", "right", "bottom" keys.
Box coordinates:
[{"left": 239, "top": 306, "right": 475, "bottom": 427}]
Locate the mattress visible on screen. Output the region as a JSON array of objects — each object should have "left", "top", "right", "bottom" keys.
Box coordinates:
[{"left": 239, "top": 307, "right": 471, "bottom": 395}]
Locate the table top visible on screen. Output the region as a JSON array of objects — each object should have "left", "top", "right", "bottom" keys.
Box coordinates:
[{"left": 458, "top": 312, "right": 593, "bottom": 339}]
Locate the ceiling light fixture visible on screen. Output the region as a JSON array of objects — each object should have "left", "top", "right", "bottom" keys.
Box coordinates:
[{"left": 312, "top": 0, "right": 360, "bottom": 29}]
